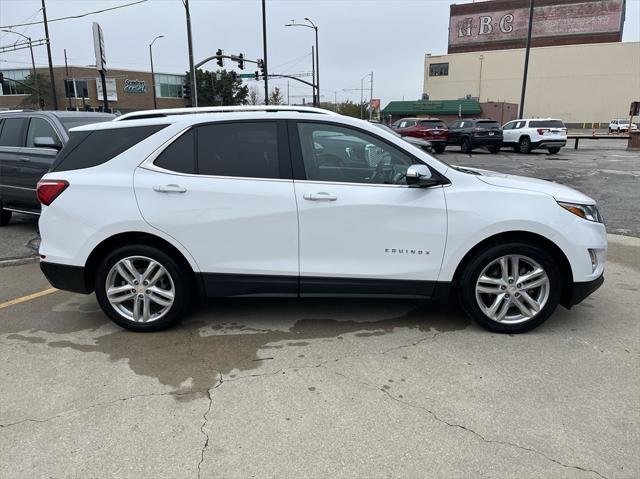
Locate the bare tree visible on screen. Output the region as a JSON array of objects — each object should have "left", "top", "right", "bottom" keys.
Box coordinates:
[
  {"left": 269, "top": 87, "right": 284, "bottom": 105},
  {"left": 248, "top": 86, "right": 262, "bottom": 105}
]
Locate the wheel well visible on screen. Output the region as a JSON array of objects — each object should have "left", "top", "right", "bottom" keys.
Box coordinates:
[
  {"left": 452, "top": 231, "right": 573, "bottom": 304},
  {"left": 84, "top": 232, "right": 198, "bottom": 294},
  {"left": 519, "top": 135, "right": 531, "bottom": 142}
]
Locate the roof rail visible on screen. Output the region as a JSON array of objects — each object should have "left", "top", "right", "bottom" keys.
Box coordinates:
[{"left": 113, "top": 105, "right": 338, "bottom": 121}]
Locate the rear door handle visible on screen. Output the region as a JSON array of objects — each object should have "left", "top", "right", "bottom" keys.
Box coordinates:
[
  {"left": 153, "top": 184, "right": 187, "bottom": 193},
  {"left": 303, "top": 192, "right": 337, "bottom": 201}
]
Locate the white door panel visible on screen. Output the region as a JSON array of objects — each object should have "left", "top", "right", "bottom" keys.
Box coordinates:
[
  {"left": 134, "top": 168, "right": 298, "bottom": 276},
  {"left": 295, "top": 181, "right": 447, "bottom": 281}
]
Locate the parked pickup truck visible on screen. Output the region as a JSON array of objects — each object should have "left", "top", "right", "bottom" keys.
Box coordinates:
[{"left": 0, "top": 110, "right": 114, "bottom": 225}]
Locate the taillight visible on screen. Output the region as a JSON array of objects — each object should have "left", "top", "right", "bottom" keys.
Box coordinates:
[
  {"left": 37, "top": 179, "right": 69, "bottom": 206},
  {"left": 537, "top": 128, "right": 549, "bottom": 135}
]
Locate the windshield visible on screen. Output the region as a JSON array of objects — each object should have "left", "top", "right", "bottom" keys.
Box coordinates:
[
  {"left": 59, "top": 116, "right": 114, "bottom": 133},
  {"left": 371, "top": 123, "right": 401, "bottom": 137}
]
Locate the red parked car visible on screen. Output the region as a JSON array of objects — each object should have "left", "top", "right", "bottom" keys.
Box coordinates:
[{"left": 391, "top": 118, "right": 448, "bottom": 153}]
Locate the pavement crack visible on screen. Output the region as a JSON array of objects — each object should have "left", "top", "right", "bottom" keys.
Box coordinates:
[
  {"left": 197, "top": 373, "right": 222, "bottom": 479},
  {"left": 0, "top": 390, "right": 203, "bottom": 430}
]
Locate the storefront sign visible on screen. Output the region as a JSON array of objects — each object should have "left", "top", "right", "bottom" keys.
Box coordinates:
[
  {"left": 124, "top": 79, "right": 147, "bottom": 93},
  {"left": 95, "top": 77, "right": 117, "bottom": 101},
  {"left": 449, "top": 0, "right": 624, "bottom": 52}
]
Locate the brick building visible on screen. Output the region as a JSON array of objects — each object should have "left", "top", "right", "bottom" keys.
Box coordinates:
[{"left": 0, "top": 66, "right": 187, "bottom": 113}]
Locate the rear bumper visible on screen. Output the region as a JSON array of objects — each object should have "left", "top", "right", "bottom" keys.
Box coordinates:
[
  {"left": 563, "top": 274, "right": 604, "bottom": 308},
  {"left": 472, "top": 137, "right": 503, "bottom": 147},
  {"left": 40, "top": 261, "right": 91, "bottom": 294},
  {"left": 534, "top": 140, "right": 567, "bottom": 149}
]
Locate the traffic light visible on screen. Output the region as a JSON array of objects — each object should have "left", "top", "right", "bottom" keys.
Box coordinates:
[
  {"left": 0, "top": 72, "right": 4, "bottom": 84},
  {"left": 216, "top": 49, "right": 224, "bottom": 67},
  {"left": 183, "top": 82, "right": 191, "bottom": 99},
  {"left": 237, "top": 53, "right": 245, "bottom": 70},
  {"left": 254, "top": 70, "right": 259, "bottom": 80},
  {"left": 257, "top": 59, "right": 265, "bottom": 78}
]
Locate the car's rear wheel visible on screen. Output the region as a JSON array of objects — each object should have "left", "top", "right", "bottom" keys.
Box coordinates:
[
  {"left": 518, "top": 137, "right": 532, "bottom": 154},
  {"left": 461, "top": 137, "right": 473, "bottom": 154},
  {"left": 458, "top": 242, "right": 561, "bottom": 333},
  {"left": 548, "top": 147, "right": 561, "bottom": 154},
  {"left": 0, "top": 202, "right": 12, "bottom": 227},
  {"left": 433, "top": 143, "right": 446, "bottom": 154},
  {"left": 94, "top": 245, "right": 192, "bottom": 331}
]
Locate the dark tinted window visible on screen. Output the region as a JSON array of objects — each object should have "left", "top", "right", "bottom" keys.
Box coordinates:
[
  {"left": 59, "top": 116, "right": 114, "bottom": 132},
  {"left": 530, "top": 120, "right": 565, "bottom": 128},
  {"left": 51, "top": 125, "right": 167, "bottom": 172},
  {"left": 155, "top": 130, "right": 195, "bottom": 174},
  {"left": 0, "top": 117, "right": 26, "bottom": 147},
  {"left": 196, "top": 122, "right": 279, "bottom": 179},
  {"left": 476, "top": 120, "right": 501, "bottom": 128},
  {"left": 419, "top": 120, "right": 446, "bottom": 128}
]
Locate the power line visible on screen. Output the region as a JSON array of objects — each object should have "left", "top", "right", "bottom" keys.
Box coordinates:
[{"left": 0, "top": 0, "right": 148, "bottom": 29}]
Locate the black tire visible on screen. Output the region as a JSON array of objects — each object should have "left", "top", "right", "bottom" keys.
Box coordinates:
[
  {"left": 458, "top": 242, "right": 562, "bottom": 334},
  {"left": 433, "top": 143, "right": 446, "bottom": 154},
  {"left": 94, "top": 244, "right": 193, "bottom": 332},
  {"left": 0, "top": 202, "right": 12, "bottom": 227},
  {"left": 518, "top": 136, "right": 532, "bottom": 154},
  {"left": 548, "top": 147, "right": 561, "bottom": 154},
  {"left": 461, "top": 137, "right": 473, "bottom": 154},
  {"left": 488, "top": 145, "right": 501, "bottom": 154}
]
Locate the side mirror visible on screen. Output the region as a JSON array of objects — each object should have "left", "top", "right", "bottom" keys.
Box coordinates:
[
  {"left": 406, "top": 164, "right": 440, "bottom": 187},
  {"left": 33, "top": 136, "right": 62, "bottom": 150}
]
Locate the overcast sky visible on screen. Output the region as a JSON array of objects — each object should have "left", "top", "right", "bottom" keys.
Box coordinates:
[{"left": 1, "top": 0, "right": 639, "bottom": 106}]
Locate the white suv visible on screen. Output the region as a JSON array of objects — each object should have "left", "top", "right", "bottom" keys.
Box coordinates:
[
  {"left": 608, "top": 119, "right": 638, "bottom": 133},
  {"left": 37, "top": 106, "right": 606, "bottom": 333},
  {"left": 502, "top": 118, "right": 567, "bottom": 154}
]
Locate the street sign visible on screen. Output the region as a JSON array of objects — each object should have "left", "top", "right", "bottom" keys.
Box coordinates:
[
  {"left": 238, "top": 73, "right": 255, "bottom": 78},
  {"left": 92, "top": 22, "right": 107, "bottom": 73}
]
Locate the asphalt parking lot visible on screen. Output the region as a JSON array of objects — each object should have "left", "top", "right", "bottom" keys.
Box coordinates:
[{"left": 1, "top": 140, "right": 639, "bottom": 478}]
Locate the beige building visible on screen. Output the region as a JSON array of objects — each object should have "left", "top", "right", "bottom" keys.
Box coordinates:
[{"left": 423, "top": 42, "right": 640, "bottom": 124}]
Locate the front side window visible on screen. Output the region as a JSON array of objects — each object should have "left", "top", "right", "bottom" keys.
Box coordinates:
[
  {"left": 297, "top": 123, "right": 415, "bottom": 185},
  {"left": 503, "top": 122, "right": 515, "bottom": 130},
  {"left": 429, "top": 63, "right": 449, "bottom": 77},
  {"left": 26, "top": 118, "right": 62, "bottom": 148},
  {"left": 196, "top": 122, "right": 279, "bottom": 179}
]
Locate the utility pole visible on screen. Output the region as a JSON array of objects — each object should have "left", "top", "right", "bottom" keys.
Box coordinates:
[
  {"left": 184, "top": 0, "right": 198, "bottom": 107},
  {"left": 311, "top": 45, "right": 316, "bottom": 106},
  {"left": 261, "top": 0, "right": 269, "bottom": 105},
  {"left": 519, "top": 0, "right": 534, "bottom": 118},
  {"left": 64, "top": 49, "right": 71, "bottom": 109},
  {"left": 41, "top": 0, "right": 57, "bottom": 109},
  {"left": 369, "top": 71, "right": 373, "bottom": 121}
]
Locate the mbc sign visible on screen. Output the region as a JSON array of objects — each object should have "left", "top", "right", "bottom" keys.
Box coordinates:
[{"left": 448, "top": 0, "right": 624, "bottom": 53}]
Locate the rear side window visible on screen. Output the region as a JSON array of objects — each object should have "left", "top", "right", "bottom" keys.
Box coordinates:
[
  {"left": 52, "top": 125, "right": 167, "bottom": 172},
  {"left": 0, "top": 117, "right": 27, "bottom": 147},
  {"left": 196, "top": 122, "right": 279, "bottom": 179},
  {"left": 155, "top": 130, "right": 195, "bottom": 174},
  {"left": 420, "top": 120, "right": 446, "bottom": 128},
  {"left": 530, "top": 120, "right": 565, "bottom": 128}
]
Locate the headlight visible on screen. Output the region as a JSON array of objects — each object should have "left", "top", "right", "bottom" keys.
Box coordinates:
[{"left": 558, "top": 202, "right": 603, "bottom": 223}]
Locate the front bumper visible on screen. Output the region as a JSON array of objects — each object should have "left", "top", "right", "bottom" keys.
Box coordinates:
[
  {"left": 563, "top": 274, "right": 604, "bottom": 308},
  {"left": 40, "top": 261, "right": 92, "bottom": 294}
]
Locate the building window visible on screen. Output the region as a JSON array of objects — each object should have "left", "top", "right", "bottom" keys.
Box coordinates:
[
  {"left": 0, "top": 69, "right": 30, "bottom": 95},
  {"left": 429, "top": 63, "right": 449, "bottom": 77},
  {"left": 64, "top": 79, "right": 89, "bottom": 99},
  {"left": 155, "top": 74, "right": 184, "bottom": 98}
]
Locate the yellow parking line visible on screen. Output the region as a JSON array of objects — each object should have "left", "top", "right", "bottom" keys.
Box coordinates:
[{"left": 0, "top": 288, "right": 59, "bottom": 310}]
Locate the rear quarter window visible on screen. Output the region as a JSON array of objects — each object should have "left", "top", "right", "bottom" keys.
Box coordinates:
[
  {"left": 154, "top": 129, "right": 195, "bottom": 174},
  {"left": 51, "top": 125, "right": 167, "bottom": 172}
]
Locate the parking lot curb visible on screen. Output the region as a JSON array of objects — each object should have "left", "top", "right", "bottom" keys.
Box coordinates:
[{"left": 0, "top": 255, "right": 39, "bottom": 268}]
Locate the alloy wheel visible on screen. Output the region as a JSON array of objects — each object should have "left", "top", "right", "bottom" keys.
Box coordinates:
[
  {"left": 475, "top": 254, "right": 550, "bottom": 324},
  {"left": 105, "top": 256, "right": 175, "bottom": 323}
]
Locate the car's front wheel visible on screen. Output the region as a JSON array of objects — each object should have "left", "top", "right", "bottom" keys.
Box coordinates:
[
  {"left": 518, "top": 137, "right": 532, "bottom": 154},
  {"left": 458, "top": 242, "right": 561, "bottom": 333},
  {"left": 94, "top": 245, "right": 193, "bottom": 331}
]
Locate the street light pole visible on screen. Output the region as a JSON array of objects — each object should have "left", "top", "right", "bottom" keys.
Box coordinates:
[
  {"left": 149, "top": 35, "right": 164, "bottom": 110},
  {"left": 183, "top": 0, "right": 198, "bottom": 107},
  {"left": 285, "top": 18, "right": 319, "bottom": 108},
  {"left": 519, "top": 0, "right": 535, "bottom": 118},
  {"left": 262, "top": 0, "right": 269, "bottom": 105},
  {"left": 2, "top": 29, "right": 40, "bottom": 109}
]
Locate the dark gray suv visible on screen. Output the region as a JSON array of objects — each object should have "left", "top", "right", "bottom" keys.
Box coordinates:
[{"left": 0, "top": 110, "right": 114, "bottom": 225}]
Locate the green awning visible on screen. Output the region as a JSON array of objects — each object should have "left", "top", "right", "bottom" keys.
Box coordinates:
[{"left": 381, "top": 99, "right": 482, "bottom": 116}]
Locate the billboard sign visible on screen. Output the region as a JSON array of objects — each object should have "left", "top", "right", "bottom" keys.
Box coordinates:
[
  {"left": 449, "top": 0, "right": 625, "bottom": 53},
  {"left": 93, "top": 22, "right": 107, "bottom": 73}
]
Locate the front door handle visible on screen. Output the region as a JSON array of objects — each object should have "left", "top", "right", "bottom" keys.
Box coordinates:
[
  {"left": 153, "top": 184, "right": 187, "bottom": 193},
  {"left": 303, "top": 192, "right": 337, "bottom": 201}
]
